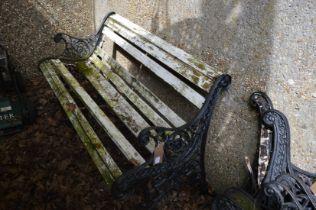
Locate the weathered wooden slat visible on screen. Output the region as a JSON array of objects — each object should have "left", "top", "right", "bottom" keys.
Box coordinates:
[
  {"left": 94, "top": 48, "right": 186, "bottom": 127},
  {"left": 77, "top": 61, "right": 148, "bottom": 136},
  {"left": 89, "top": 54, "right": 172, "bottom": 128},
  {"left": 106, "top": 19, "right": 213, "bottom": 92},
  {"left": 77, "top": 61, "right": 155, "bottom": 152},
  {"left": 107, "top": 14, "right": 221, "bottom": 79},
  {"left": 102, "top": 27, "right": 205, "bottom": 109},
  {"left": 50, "top": 59, "right": 145, "bottom": 165},
  {"left": 40, "top": 62, "right": 122, "bottom": 186}
]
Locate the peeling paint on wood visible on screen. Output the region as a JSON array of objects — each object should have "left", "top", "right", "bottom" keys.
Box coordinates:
[
  {"left": 89, "top": 54, "right": 172, "bottom": 129},
  {"left": 40, "top": 61, "right": 122, "bottom": 186},
  {"left": 106, "top": 18, "right": 214, "bottom": 92},
  {"left": 77, "top": 61, "right": 155, "bottom": 152},
  {"left": 49, "top": 59, "right": 145, "bottom": 165},
  {"left": 95, "top": 47, "right": 186, "bottom": 127},
  {"left": 102, "top": 26, "right": 205, "bottom": 108},
  {"left": 107, "top": 14, "right": 221, "bottom": 79}
]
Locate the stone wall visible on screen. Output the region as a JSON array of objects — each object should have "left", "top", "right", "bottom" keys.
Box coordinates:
[{"left": 95, "top": 0, "right": 316, "bottom": 192}]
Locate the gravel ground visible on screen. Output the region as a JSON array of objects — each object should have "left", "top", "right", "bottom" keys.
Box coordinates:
[{"left": 0, "top": 0, "right": 94, "bottom": 76}]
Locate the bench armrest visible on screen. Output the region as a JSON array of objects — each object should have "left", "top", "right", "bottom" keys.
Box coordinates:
[{"left": 138, "top": 74, "right": 231, "bottom": 156}]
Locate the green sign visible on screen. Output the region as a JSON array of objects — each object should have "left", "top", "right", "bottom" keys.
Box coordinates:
[{"left": 0, "top": 98, "right": 23, "bottom": 130}]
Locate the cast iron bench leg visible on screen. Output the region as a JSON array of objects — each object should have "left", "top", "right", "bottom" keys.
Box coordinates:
[{"left": 111, "top": 75, "right": 231, "bottom": 209}]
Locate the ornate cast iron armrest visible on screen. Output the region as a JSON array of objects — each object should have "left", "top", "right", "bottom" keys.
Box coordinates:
[
  {"left": 44, "top": 12, "right": 116, "bottom": 62},
  {"left": 111, "top": 74, "right": 231, "bottom": 209},
  {"left": 138, "top": 74, "right": 231, "bottom": 150},
  {"left": 53, "top": 33, "right": 101, "bottom": 61}
]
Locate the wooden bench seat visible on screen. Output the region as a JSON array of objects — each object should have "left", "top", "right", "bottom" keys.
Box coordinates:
[{"left": 39, "top": 12, "right": 231, "bottom": 208}]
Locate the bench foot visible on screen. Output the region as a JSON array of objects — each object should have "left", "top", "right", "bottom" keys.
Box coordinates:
[
  {"left": 111, "top": 75, "right": 231, "bottom": 209},
  {"left": 251, "top": 92, "right": 316, "bottom": 210}
]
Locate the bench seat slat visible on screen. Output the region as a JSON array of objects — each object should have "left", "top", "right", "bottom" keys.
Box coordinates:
[
  {"left": 77, "top": 61, "right": 148, "bottom": 136},
  {"left": 108, "top": 14, "right": 221, "bottom": 79},
  {"left": 89, "top": 54, "right": 171, "bottom": 129},
  {"left": 94, "top": 48, "right": 186, "bottom": 127},
  {"left": 40, "top": 62, "right": 122, "bottom": 186},
  {"left": 50, "top": 59, "right": 145, "bottom": 166},
  {"left": 102, "top": 27, "right": 205, "bottom": 109},
  {"left": 77, "top": 61, "right": 155, "bottom": 152},
  {"left": 106, "top": 19, "right": 213, "bottom": 92}
]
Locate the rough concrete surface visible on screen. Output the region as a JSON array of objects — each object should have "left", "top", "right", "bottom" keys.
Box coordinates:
[
  {"left": 95, "top": 0, "right": 316, "bottom": 192},
  {"left": 0, "top": 0, "right": 94, "bottom": 76}
]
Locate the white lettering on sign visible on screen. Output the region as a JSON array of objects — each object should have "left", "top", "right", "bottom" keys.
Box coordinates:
[
  {"left": 0, "top": 106, "right": 12, "bottom": 112},
  {"left": 0, "top": 113, "right": 15, "bottom": 121}
]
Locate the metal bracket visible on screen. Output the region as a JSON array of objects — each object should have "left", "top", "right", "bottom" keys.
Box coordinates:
[
  {"left": 111, "top": 74, "right": 231, "bottom": 209},
  {"left": 250, "top": 92, "right": 316, "bottom": 210}
]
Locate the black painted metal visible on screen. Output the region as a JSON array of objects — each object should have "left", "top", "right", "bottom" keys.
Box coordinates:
[
  {"left": 51, "top": 12, "right": 116, "bottom": 61},
  {"left": 250, "top": 92, "right": 316, "bottom": 210},
  {"left": 111, "top": 74, "right": 231, "bottom": 209},
  {"left": 210, "top": 92, "right": 316, "bottom": 210}
]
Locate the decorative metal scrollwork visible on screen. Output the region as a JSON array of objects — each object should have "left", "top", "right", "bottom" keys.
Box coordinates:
[
  {"left": 111, "top": 74, "right": 231, "bottom": 209},
  {"left": 211, "top": 92, "right": 316, "bottom": 210},
  {"left": 53, "top": 12, "right": 116, "bottom": 61},
  {"left": 53, "top": 33, "right": 101, "bottom": 61},
  {"left": 250, "top": 92, "right": 316, "bottom": 210}
]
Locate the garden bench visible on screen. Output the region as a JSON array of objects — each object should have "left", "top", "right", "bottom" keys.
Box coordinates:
[{"left": 39, "top": 12, "right": 231, "bottom": 208}]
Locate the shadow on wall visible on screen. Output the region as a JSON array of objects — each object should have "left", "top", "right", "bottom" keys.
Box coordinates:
[
  {"left": 148, "top": 0, "right": 276, "bottom": 192},
  {"left": 0, "top": 0, "right": 93, "bottom": 76}
]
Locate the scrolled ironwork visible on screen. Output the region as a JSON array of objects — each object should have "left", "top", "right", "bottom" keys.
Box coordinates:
[
  {"left": 251, "top": 92, "right": 316, "bottom": 210},
  {"left": 52, "top": 12, "right": 116, "bottom": 61},
  {"left": 111, "top": 74, "right": 231, "bottom": 209},
  {"left": 53, "top": 33, "right": 100, "bottom": 61}
]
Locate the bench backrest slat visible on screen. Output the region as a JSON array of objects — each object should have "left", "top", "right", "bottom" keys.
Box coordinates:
[
  {"left": 106, "top": 18, "right": 213, "bottom": 92},
  {"left": 107, "top": 14, "right": 221, "bottom": 80},
  {"left": 102, "top": 26, "right": 205, "bottom": 109}
]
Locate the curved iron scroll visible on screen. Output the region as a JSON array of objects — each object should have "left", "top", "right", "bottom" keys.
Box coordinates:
[
  {"left": 53, "top": 12, "right": 115, "bottom": 61},
  {"left": 111, "top": 74, "right": 231, "bottom": 209},
  {"left": 250, "top": 92, "right": 316, "bottom": 210}
]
